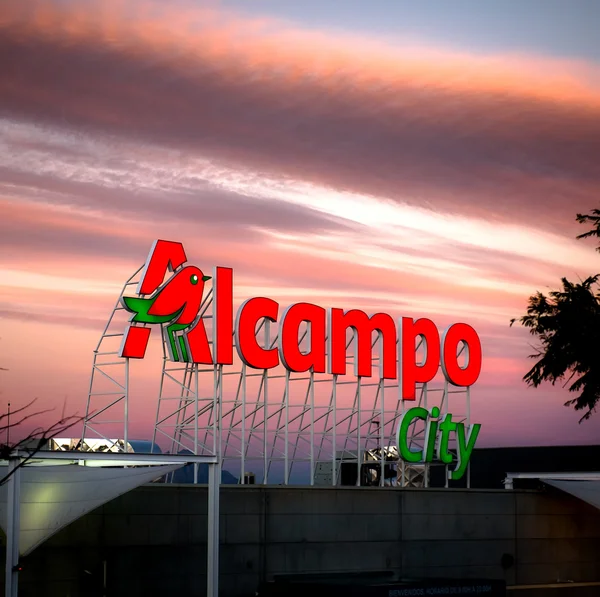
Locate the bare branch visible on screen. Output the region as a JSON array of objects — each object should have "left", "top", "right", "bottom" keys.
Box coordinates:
[
  {"left": 0, "top": 398, "right": 41, "bottom": 422},
  {"left": 1, "top": 393, "right": 94, "bottom": 487},
  {"left": 0, "top": 412, "right": 86, "bottom": 486},
  {"left": 0, "top": 408, "right": 55, "bottom": 433}
]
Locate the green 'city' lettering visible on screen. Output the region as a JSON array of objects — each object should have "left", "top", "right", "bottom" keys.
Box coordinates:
[
  {"left": 397, "top": 407, "right": 428, "bottom": 462},
  {"left": 396, "top": 406, "right": 481, "bottom": 481}
]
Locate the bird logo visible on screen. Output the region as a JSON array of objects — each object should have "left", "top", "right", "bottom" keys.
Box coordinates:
[{"left": 119, "top": 241, "right": 213, "bottom": 363}]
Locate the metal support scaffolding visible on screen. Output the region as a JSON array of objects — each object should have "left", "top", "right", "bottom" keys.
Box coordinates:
[
  {"left": 81, "top": 267, "right": 143, "bottom": 452},
  {"left": 83, "top": 260, "right": 474, "bottom": 487},
  {"left": 150, "top": 277, "right": 473, "bottom": 487}
]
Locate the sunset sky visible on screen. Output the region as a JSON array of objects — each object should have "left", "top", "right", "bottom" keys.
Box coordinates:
[{"left": 1, "top": 0, "right": 600, "bottom": 447}]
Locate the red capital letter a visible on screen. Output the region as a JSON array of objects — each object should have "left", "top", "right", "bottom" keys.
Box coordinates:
[
  {"left": 120, "top": 239, "right": 188, "bottom": 359},
  {"left": 138, "top": 240, "right": 187, "bottom": 295}
]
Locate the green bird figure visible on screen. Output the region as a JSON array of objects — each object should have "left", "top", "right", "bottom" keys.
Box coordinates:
[{"left": 121, "top": 265, "right": 211, "bottom": 362}]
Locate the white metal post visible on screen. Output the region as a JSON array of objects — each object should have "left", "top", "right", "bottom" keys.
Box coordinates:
[
  {"left": 423, "top": 382, "right": 429, "bottom": 489},
  {"left": 356, "top": 378, "right": 361, "bottom": 487},
  {"left": 399, "top": 376, "right": 406, "bottom": 487},
  {"left": 194, "top": 364, "right": 199, "bottom": 484},
  {"left": 284, "top": 370, "right": 289, "bottom": 485},
  {"left": 309, "top": 371, "right": 315, "bottom": 486},
  {"left": 443, "top": 380, "right": 450, "bottom": 488},
  {"left": 123, "top": 357, "right": 129, "bottom": 452},
  {"left": 207, "top": 461, "right": 220, "bottom": 597},
  {"left": 218, "top": 364, "right": 223, "bottom": 483},
  {"left": 263, "top": 323, "right": 269, "bottom": 484},
  {"left": 380, "top": 379, "right": 385, "bottom": 487},
  {"left": 466, "top": 385, "right": 471, "bottom": 489},
  {"left": 151, "top": 354, "right": 167, "bottom": 455},
  {"left": 332, "top": 375, "right": 337, "bottom": 486},
  {"left": 82, "top": 354, "right": 97, "bottom": 444},
  {"left": 241, "top": 365, "right": 246, "bottom": 484},
  {"left": 5, "top": 457, "right": 21, "bottom": 597}
]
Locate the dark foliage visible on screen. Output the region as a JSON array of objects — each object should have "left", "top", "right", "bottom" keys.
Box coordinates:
[
  {"left": 576, "top": 209, "right": 600, "bottom": 249},
  {"left": 511, "top": 210, "right": 600, "bottom": 422}
]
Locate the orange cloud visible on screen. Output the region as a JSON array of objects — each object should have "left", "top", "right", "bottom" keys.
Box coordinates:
[
  {"left": 0, "top": 0, "right": 599, "bottom": 229},
  {"left": 2, "top": 0, "right": 600, "bottom": 447}
]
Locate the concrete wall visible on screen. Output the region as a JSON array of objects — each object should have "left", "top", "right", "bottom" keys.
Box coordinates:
[{"left": 2, "top": 485, "right": 600, "bottom": 596}]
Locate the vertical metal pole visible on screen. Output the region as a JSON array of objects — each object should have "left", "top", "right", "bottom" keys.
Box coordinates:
[
  {"left": 194, "top": 364, "right": 199, "bottom": 484},
  {"left": 151, "top": 354, "right": 167, "bottom": 455},
  {"left": 263, "top": 323, "right": 269, "bottom": 484},
  {"left": 332, "top": 375, "right": 337, "bottom": 486},
  {"left": 423, "top": 383, "right": 429, "bottom": 488},
  {"left": 123, "top": 358, "right": 129, "bottom": 453},
  {"left": 218, "top": 365, "right": 223, "bottom": 482},
  {"left": 284, "top": 370, "right": 290, "bottom": 485},
  {"left": 466, "top": 385, "right": 471, "bottom": 489},
  {"left": 378, "top": 331, "right": 385, "bottom": 487},
  {"left": 356, "top": 378, "right": 361, "bottom": 487},
  {"left": 241, "top": 365, "right": 246, "bottom": 484},
  {"left": 309, "top": 371, "right": 315, "bottom": 486},
  {"left": 399, "top": 364, "right": 406, "bottom": 487},
  {"left": 213, "top": 364, "right": 220, "bottom": 464},
  {"left": 82, "top": 356, "right": 96, "bottom": 444},
  {"left": 207, "top": 461, "right": 220, "bottom": 597},
  {"left": 380, "top": 380, "right": 385, "bottom": 487},
  {"left": 5, "top": 457, "right": 21, "bottom": 597},
  {"left": 444, "top": 380, "right": 450, "bottom": 489}
]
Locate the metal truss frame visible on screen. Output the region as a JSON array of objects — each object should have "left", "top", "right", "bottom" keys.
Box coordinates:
[
  {"left": 83, "top": 264, "right": 473, "bottom": 488},
  {"left": 150, "top": 271, "right": 472, "bottom": 488},
  {"left": 81, "top": 266, "right": 143, "bottom": 452}
]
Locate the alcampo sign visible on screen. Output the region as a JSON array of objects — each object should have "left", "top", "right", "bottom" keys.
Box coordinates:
[{"left": 119, "top": 240, "right": 483, "bottom": 477}]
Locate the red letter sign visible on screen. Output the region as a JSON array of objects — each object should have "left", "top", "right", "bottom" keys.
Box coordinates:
[
  {"left": 119, "top": 239, "right": 485, "bottom": 388},
  {"left": 236, "top": 297, "right": 280, "bottom": 369},
  {"left": 441, "top": 323, "right": 482, "bottom": 387},
  {"left": 400, "top": 317, "right": 440, "bottom": 400},
  {"left": 329, "top": 309, "right": 397, "bottom": 378},
  {"left": 137, "top": 239, "right": 187, "bottom": 295},
  {"left": 214, "top": 266, "right": 234, "bottom": 365},
  {"left": 279, "top": 303, "right": 326, "bottom": 373},
  {"left": 120, "top": 240, "right": 212, "bottom": 363}
]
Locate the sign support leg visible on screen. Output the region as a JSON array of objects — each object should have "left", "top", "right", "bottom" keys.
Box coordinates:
[
  {"left": 5, "top": 457, "right": 21, "bottom": 597},
  {"left": 207, "top": 461, "right": 220, "bottom": 597}
]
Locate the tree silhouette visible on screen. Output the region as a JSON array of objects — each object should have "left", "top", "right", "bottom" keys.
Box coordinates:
[
  {"left": 576, "top": 209, "right": 600, "bottom": 248},
  {"left": 511, "top": 210, "right": 600, "bottom": 422}
]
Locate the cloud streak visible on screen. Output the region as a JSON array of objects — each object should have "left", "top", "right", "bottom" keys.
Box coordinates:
[
  {"left": 2, "top": 0, "right": 600, "bottom": 446},
  {"left": 1, "top": 0, "right": 599, "bottom": 231}
]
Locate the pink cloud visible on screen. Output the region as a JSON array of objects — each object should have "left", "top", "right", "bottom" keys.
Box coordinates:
[
  {"left": 1, "top": 0, "right": 599, "bottom": 450},
  {"left": 0, "top": 0, "right": 599, "bottom": 230}
]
